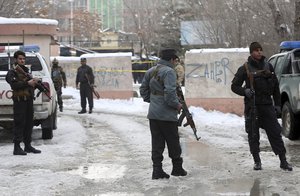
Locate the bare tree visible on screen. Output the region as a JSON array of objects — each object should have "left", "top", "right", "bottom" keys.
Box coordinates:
[
  {"left": 123, "top": 0, "right": 166, "bottom": 58},
  {"left": 73, "top": 9, "right": 101, "bottom": 44},
  {"left": 0, "top": 0, "right": 54, "bottom": 18},
  {"left": 0, "top": 0, "right": 22, "bottom": 17},
  {"left": 2, "top": 0, "right": 297, "bottom": 56},
  {"left": 295, "top": 0, "right": 300, "bottom": 39},
  {"left": 178, "top": 0, "right": 294, "bottom": 56}
]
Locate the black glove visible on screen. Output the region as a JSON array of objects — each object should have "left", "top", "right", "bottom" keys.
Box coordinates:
[
  {"left": 274, "top": 106, "right": 281, "bottom": 117},
  {"left": 244, "top": 88, "right": 255, "bottom": 98}
]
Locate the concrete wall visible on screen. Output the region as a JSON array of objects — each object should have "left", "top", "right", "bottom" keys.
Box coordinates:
[
  {"left": 184, "top": 48, "right": 250, "bottom": 115},
  {"left": 52, "top": 53, "right": 133, "bottom": 99}
]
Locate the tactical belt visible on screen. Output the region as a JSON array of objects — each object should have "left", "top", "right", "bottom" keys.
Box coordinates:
[{"left": 13, "top": 96, "right": 30, "bottom": 102}]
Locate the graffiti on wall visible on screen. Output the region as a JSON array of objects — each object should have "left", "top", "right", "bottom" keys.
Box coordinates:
[
  {"left": 186, "top": 57, "right": 236, "bottom": 85},
  {"left": 94, "top": 66, "right": 128, "bottom": 88},
  {"left": 61, "top": 64, "right": 131, "bottom": 90}
]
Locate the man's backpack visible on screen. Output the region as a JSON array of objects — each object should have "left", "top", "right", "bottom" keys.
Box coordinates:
[{"left": 51, "top": 67, "right": 63, "bottom": 85}]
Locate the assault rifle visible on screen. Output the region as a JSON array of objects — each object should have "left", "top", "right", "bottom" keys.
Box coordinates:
[
  {"left": 85, "top": 73, "right": 100, "bottom": 99},
  {"left": 176, "top": 85, "right": 201, "bottom": 141},
  {"left": 14, "top": 64, "right": 51, "bottom": 100},
  {"left": 244, "top": 63, "right": 258, "bottom": 141}
]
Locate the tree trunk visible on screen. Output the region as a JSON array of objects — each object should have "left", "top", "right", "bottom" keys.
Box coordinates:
[
  {"left": 294, "top": 0, "right": 300, "bottom": 40},
  {"left": 267, "top": 0, "right": 288, "bottom": 40}
]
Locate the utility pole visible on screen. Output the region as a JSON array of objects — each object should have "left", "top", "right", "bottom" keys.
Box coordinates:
[
  {"left": 69, "top": 0, "right": 74, "bottom": 45},
  {"left": 237, "top": 0, "right": 243, "bottom": 48}
]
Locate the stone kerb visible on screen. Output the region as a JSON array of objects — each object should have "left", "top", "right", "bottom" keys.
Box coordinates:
[{"left": 184, "top": 48, "right": 249, "bottom": 115}]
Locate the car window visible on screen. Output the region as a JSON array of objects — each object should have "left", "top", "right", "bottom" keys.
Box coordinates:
[
  {"left": 268, "top": 57, "right": 277, "bottom": 67},
  {"left": 272, "top": 55, "right": 285, "bottom": 75},
  {"left": 0, "top": 57, "right": 13, "bottom": 71},
  {"left": 281, "top": 54, "right": 291, "bottom": 74},
  {"left": 26, "top": 56, "right": 43, "bottom": 71},
  {"left": 0, "top": 56, "right": 42, "bottom": 71},
  {"left": 292, "top": 51, "right": 300, "bottom": 74}
]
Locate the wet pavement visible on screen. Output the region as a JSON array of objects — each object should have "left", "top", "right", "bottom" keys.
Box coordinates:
[
  {"left": 1, "top": 112, "right": 300, "bottom": 195},
  {"left": 67, "top": 113, "right": 300, "bottom": 195},
  {"left": 286, "top": 143, "right": 300, "bottom": 168}
]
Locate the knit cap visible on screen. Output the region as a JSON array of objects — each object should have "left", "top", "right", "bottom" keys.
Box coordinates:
[{"left": 249, "top": 42, "right": 263, "bottom": 53}]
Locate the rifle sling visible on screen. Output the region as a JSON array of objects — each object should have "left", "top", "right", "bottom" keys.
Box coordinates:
[
  {"left": 150, "top": 64, "right": 165, "bottom": 96},
  {"left": 244, "top": 63, "right": 254, "bottom": 91}
]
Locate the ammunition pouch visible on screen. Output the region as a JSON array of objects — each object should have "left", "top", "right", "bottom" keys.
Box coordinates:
[{"left": 13, "top": 89, "right": 31, "bottom": 97}]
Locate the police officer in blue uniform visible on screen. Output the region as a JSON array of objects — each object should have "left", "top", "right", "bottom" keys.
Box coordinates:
[{"left": 140, "top": 49, "right": 187, "bottom": 179}]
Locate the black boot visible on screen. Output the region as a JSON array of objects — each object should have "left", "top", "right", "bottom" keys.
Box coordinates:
[
  {"left": 152, "top": 166, "right": 170, "bottom": 180},
  {"left": 89, "top": 108, "right": 93, "bottom": 114},
  {"left": 253, "top": 162, "right": 262, "bottom": 170},
  {"left": 252, "top": 153, "right": 262, "bottom": 170},
  {"left": 24, "top": 144, "right": 41, "bottom": 154},
  {"left": 59, "top": 107, "right": 63, "bottom": 112},
  {"left": 279, "top": 154, "right": 293, "bottom": 171},
  {"left": 13, "top": 142, "right": 27, "bottom": 155},
  {"left": 171, "top": 158, "right": 187, "bottom": 176},
  {"left": 78, "top": 109, "right": 86, "bottom": 114}
]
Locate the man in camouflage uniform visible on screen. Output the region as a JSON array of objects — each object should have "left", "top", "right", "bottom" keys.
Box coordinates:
[
  {"left": 174, "top": 57, "right": 185, "bottom": 86},
  {"left": 51, "top": 58, "right": 67, "bottom": 112}
]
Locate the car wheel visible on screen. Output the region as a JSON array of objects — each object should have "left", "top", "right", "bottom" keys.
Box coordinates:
[
  {"left": 41, "top": 114, "right": 53, "bottom": 139},
  {"left": 282, "top": 102, "right": 299, "bottom": 140}
]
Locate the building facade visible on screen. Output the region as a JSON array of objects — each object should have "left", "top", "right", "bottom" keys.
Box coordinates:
[{"left": 88, "top": 0, "right": 123, "bottom": 31}]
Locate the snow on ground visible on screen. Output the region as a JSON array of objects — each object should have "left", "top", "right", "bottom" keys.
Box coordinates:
[
  {"left": 1, "top": 85, "right": 299, "bottom": 195},
  {"left": 62, "top": 85, "right": 248, "bottom": 149}
]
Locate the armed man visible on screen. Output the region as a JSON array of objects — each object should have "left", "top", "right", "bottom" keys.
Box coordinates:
[
  {"left": 6, "top": 50, "right": 41, "bottom": 155},
  {"left": 76, "top": 57, "right": 95, "bottom": 114},
  {"left": 51, "top": 58, "right": 67, "bottom": 112},
  {"left": 231, "top": 42, "right": 292, "bottom": 171},
  {"left": 140, "top": 48, "right": 187, "bottom": 180}
]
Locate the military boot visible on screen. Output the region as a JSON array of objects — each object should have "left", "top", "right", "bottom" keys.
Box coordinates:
[
  {"left": 279, "top": 154, "right": 293, "bottom": 171},
  {"left": 78, "top": 109, "right": 86, "bottom": 114},
  {"left": 24, "top": 144, "right": 41, "bottom": 154},
  {"left": 152, "top": 166, "right": 170, "bottom": 180},
  {"left": 171, "top": 158, "right": 187, "bottom": 176},
  {"left": 252, "top": 153, "right": 262, "bottom": 170},
  {"left": 13, "top": 142, "right": 27, "bottom": 155}
]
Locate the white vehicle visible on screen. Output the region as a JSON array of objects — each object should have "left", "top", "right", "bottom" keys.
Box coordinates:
[{"left": 0, "top": 45, "right": 57, "bottom": 139}]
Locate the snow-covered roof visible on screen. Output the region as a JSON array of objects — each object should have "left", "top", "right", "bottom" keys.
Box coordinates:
[
  {"left": 0, "top": 17, "right": 58, "bottom": 25},
  {"left": 187, "top": 48, "right": 249, "bottom": 53},
  {"left": 50, "top": 56, "right": 80, "bottom": 62},
  {"left": 81, "top": 52, "right": 132, "bottom": 58}
]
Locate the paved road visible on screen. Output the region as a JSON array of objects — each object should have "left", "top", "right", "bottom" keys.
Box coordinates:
[{"left": 1, "top": 109, "right": 300, "bottom": 196}]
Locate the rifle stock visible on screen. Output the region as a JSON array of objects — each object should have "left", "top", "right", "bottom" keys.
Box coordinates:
[
  {"left": 176, "top": 85, "right": 200, "bottom": 141},
  {"left": 249, "top": 71, "right": 258, "bottom": 140},
  {"left": 85, "top": 73, "right": 100, "bottom": 99},
  {"left": 245, "top": 62, "right": 258, "bottom": 143},
  {"left": 14, "top": 65, "right": 51, "bottom": 99}
]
